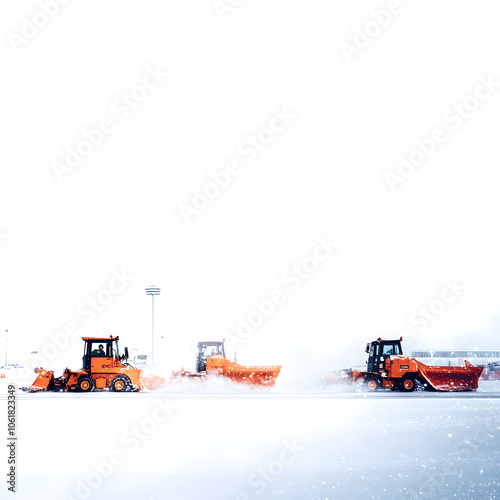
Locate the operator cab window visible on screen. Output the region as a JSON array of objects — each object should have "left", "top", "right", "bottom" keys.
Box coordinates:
[
  {"left": 91, "top": 343, "right": 111, "bottom": 357},
  {"left": 199, "top": 343, "right": 224, "bottom": 357},
  {"left": 382, "top": 343, "right": 402, "bottom": 356},
  {"left": 206, "top": 346, "right": 221, "bottom": 356}
]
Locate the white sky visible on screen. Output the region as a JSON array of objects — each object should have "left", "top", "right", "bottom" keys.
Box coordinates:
[{"left": 1, "top": 1, "right": 500, "bottom": 374}]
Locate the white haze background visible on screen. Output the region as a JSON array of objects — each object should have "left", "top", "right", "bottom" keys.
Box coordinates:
[
  {"left": 1, "top": 2, "right": 500, "bottom": 377},
  {"left": 2, "top": 3, "right": 500, "bottom": 500}
]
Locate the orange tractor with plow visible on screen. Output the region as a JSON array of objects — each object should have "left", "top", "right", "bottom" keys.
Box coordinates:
[
  {"left": 23, "top": 336, "right": 164, "bottom": 393},
  {"left": 327, "top": 337, "right": 483, "bottom": 392},
  {"left": 173, "top": 340, "right": 281, "bottom": 387}
]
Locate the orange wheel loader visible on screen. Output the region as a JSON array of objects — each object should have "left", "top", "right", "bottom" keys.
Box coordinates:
[{"left": 23, "top": 336, "right": 146, "bottom": 393}]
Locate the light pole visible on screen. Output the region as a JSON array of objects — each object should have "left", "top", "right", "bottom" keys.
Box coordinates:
[{"left": 145, "top": 286, "right": 160, "bottom": 365}]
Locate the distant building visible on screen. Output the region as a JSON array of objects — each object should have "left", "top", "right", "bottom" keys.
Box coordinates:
[
  {"left": 134, "top": 354, "right": 147, "bottom": 366},
  {"left": 0, "top": 363, "right": 25, "bottom": 379},
  {"left": 0, "top": 363, "right": 24, "bottom": 370},
  {"left": 411, "top": 350, "right": 500, "bottom": 380}
]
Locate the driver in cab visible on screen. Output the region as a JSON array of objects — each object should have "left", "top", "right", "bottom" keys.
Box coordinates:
[{"left": 92, "top": 344, "right": 106, "bottom": 357}]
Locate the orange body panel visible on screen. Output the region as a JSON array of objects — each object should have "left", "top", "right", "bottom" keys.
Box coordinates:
[
  {"left": 95, "top": 377, "right": 107, "bottom": 389},
  {"left": 385, "top": 356, "right": 419, "bottom": 378},
  {"left": 90, "top": 356, "right": 119, "bottom": 372}
]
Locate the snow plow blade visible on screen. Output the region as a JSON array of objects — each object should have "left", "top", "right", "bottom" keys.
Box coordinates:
[
  {"left": 142, "top": 373, "right": 167, "bottom": 391},
  {"left": 206, "top": 356, "right": 281, "bottom": 386},
  {"left": 415, "top": 360, "right": 483, "bottom": 391},
  {"left": 24, "top": 368, "right": 55, "bottom": 392},
  {"left": 172, "top": 359, "right": 282, "bottom": 386}
]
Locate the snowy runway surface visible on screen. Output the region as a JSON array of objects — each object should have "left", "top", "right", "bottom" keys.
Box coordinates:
[
  {"left": 2, "top": 381, "right": 499, "bottom": 500},
  {"left": 13, "top": 391, "right": 500, "bottom": 400}
]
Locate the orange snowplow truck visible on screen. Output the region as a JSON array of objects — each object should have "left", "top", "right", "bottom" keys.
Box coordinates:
[
  {"left": 349, "top": 338, "right": 483, "bottom": 392},
  {"left": 25, "top": 336, "right": 144, "bottom": 393},
  {"left": 175, "top": 341, "right": 281, "bottom": 386}
]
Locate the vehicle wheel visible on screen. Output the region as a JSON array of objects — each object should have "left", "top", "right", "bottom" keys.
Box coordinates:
[
  {"left": 364, "top": 376, "right": 381, "bottom": 391},
  {"left": 397, "top": 375, "right": 418, "bottom": 392},
  {"left": 422, "top": 381, "right": 437, "bottom": 392},
  {"left": 111, "top": 376, "right": 130, "bottom": 392},
  {"left": 77, "top": 376, "right": 95, "bottom": 392}
]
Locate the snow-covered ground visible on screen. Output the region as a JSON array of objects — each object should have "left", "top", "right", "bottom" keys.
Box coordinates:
[{"left": 2, "top": 378, "right": 499, "bottom": 500}]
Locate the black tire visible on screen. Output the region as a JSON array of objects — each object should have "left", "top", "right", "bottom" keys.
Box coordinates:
[
  {"left": 364, "top": 375, "right": 382, "bottom": 391},
  {"left": 111, "top": 376, "right": 130, "bottom": 392},
  {"left": 396, "top": 375, "right": 418, "bottom": 392},
  {"left": 77, "top": 376, "right": 95, "bottom": 392},
  {"left": 422, "top": 381, "right": 437, "bottom": 392}
]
